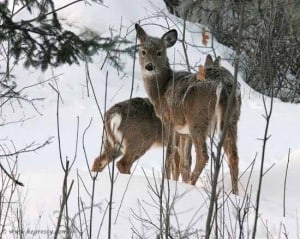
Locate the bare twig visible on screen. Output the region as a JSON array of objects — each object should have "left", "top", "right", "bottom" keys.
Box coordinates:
[
  {"left": 54, "top": 165, "right": 74, "bottom": 239},
  {"left": 0, "top": 138, "right": 52, "bottom": 158},
  {"left": 252, "top": 8, "right": 275, "bottom": 238},
  {"left": 283, "top": 148, "right": 291, "bottom": 217},
  {"left": 181, "top": 15, "right": 190, "bottom": 72},
  {"left": 81, "top": 117, "right": 98, "bottom": 239},
  {"left": 0, "top": 163, "right": 24, "bottom": 186},
  {"left": 50, "top": 82, "right": 75, "bottom": 239},
  {"left": 49, "top": 83, "right": 65, "bottom": 171},
  {"left": 205, "top": 3, "right": 245, "bottom": 239}
]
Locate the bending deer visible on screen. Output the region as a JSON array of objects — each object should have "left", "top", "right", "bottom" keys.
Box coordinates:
[
  {"left": 135, "top": 24, "right": 241, "bottom": 194},
  {"left": 91, "top": 97, "right": 191, "bottom": 180}
]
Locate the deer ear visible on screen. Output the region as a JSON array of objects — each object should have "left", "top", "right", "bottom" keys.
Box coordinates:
[
  {"left": 135, "top": 24, "right": 147, "bottom": 42},
  {"left": 204, "top": 54, "right": 213, "bottom": 67},
  {"left": 214, "top": 56, "right": 221, "bottom": 68},
  {"left": 161, "top": 29, "right": 177, "bottom": 48}
]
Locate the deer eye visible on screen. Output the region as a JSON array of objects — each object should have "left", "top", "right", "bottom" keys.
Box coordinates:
[
  {"left": 157, "top": 51, "right": 162, "bottom": 56},
  {"left": 141, "top": 50, "right": 146, "bottom": 56}
]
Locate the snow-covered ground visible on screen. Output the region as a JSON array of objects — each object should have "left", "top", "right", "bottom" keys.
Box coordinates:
[{"left": 1, "top": 0, "right": 300, "bottom": 238}]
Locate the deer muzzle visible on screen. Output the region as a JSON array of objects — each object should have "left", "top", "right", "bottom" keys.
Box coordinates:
[{"left": 145, "top": 63, "right": 154, "bottom": 71}]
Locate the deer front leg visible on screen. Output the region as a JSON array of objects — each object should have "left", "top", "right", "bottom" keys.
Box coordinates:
[
  {"left": 172, "top": 134, "right": 181, "bottom": 181},
  {"left": 179, "top": 135, "right": 192, "bottom": 183},
  {"left": 165, "top": 125, "right": 176, "bottom": 180}
]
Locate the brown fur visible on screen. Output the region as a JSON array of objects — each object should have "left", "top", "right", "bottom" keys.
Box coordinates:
[
  {"left": 91, "top": 97, "right": 191, "bottom": 181},
  {"left": 135, "top": 24, "right": 241, "bottom": 194}
]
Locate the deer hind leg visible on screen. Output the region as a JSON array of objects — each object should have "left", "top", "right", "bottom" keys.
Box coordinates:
[
  {"left": 116, "top": 147, "right": 148, "bottom": 174},
  {"left": 91, "top": 154, "right": 109, "bottom": 172},
  {"left": 116, "top": 151, "right": 134, "bottom": 174},
  {"left": 91, "top": 141, "right": 121, "bottom": 172},
  {"left": 223, "top": 125, "right": 239, "bottom": 194},
  {"left": 191, "top": 141, "right": 208, "bottom": 185},
  {"left": 190, "top": 126, "right": 209, "bottom": 185}
]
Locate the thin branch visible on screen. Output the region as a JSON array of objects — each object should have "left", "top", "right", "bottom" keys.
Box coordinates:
[
  {"left": 205, "top": 2, "right": 245, "bottom": 239},
  {"left": 283, "top": 148, "right": 291, "bottom": 217},
  {"left": 252, "top": 28, "right": 275, "bottom": 239},
  {"left": 49, "top": 83, "right": 65, "bottom": 171},
  {"left": 0, "top": 163, "right": 24, "bottom": 186},
  {"left": 0, "top": 138, "right": 52, "bottom": 158}
]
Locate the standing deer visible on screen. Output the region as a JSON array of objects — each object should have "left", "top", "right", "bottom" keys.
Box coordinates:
[
  {"left": 135, "top": 24, "right": 241, "bottom": 194},
  {"left": 91, "top": 97, "right": 191, "bottom": 180}
]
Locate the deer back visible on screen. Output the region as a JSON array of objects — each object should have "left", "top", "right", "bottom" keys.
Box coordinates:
[{"left": 104, "top": 97, "right": 166, "bottom": 150}]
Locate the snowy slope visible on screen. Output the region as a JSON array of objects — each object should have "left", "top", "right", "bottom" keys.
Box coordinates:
[{"left": 1, "top": 0, "right": 300, "bottom": 238}]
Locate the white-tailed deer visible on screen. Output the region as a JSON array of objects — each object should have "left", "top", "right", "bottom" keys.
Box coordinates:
[
  {"left": 135, "top": 24, "right": 241, "bottom": 194},
  {"left": 91, "top": 97, "right": 191, "bottom": 180}
]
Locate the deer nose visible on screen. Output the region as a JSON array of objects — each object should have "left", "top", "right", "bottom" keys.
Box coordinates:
[{"left": 145, "top": 63, "right": 154, "bottom": 71}]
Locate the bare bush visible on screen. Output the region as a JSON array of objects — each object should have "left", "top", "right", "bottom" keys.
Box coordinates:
[{"left": 163, "top": 0, "right": 300, "bottom": 103}]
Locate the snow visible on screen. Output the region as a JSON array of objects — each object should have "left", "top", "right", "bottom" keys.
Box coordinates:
[{"left": 1, "top": 0, "right": 300, "bottom": 238}]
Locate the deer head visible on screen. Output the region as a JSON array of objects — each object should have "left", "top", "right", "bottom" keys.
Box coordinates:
[{"left": 135, "top": 24, "right": 177, "bottom": 76}]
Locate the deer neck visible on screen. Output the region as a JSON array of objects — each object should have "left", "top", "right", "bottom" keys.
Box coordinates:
[{"left": 142, "top": 67, "right": 172, "bottom": 104}]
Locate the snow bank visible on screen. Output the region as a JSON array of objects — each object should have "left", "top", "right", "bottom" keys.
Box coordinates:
[{"left": 1, "top": 0, "right": 300, "bottom": 238}]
